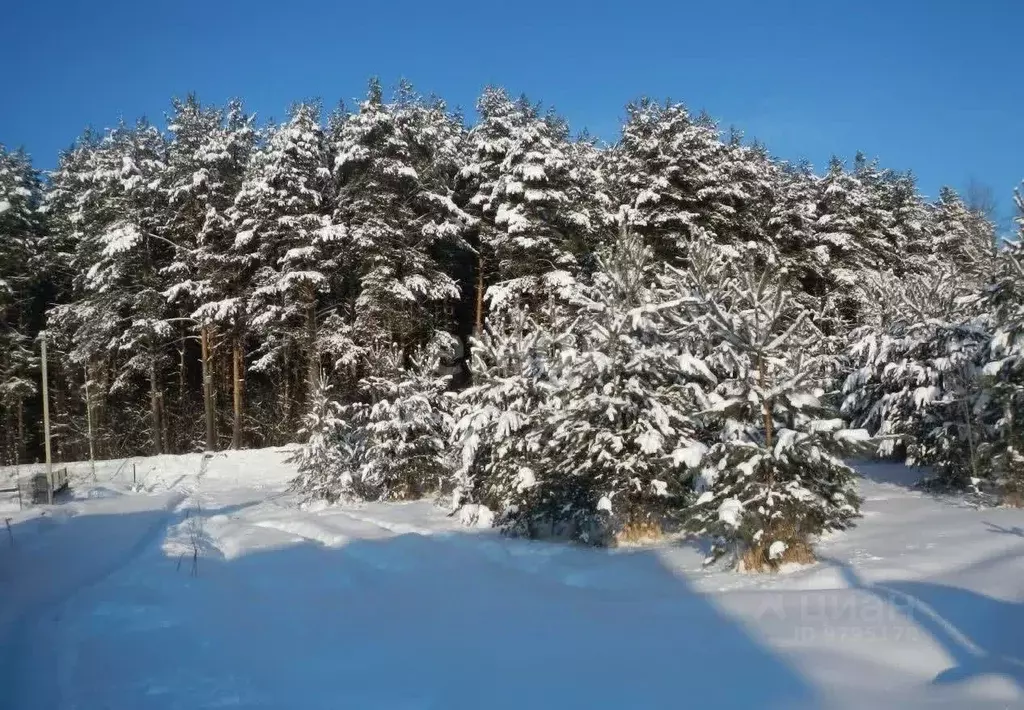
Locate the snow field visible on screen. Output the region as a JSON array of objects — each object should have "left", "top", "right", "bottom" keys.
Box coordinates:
[{"left": 0, "top": 449, "right": 1021, "bottom": 709}]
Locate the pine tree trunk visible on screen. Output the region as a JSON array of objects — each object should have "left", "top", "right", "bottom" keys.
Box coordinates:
[
  {"left": 3, "top": 409, "right": 12, "bottom": 466},
  {"left": 16, "top": 399, "right": 24, "bottom": 465},
  {"left": 232, "top": 337, "right": 244, "bottom": 450},
  {"left": 1006, "top": 400, "right": 1015, "bottom": 459},
  {"left": 84, "top": 364, "right": 96, "bottom": 476},
  {"left": 307, "top": 305, "right": 319, "bottom": 400},
  {"left": 475, "top": 253, "right": 485, "bottom": 334},
  {"left": 178, "top": 335, "right": 186, "bottom": 397},
  {"left": 149, "top": 358, "right": 163, "bottom": 455},
  {"left": 177, "top": 334, "right": 187, "bottom": 452},
  {"left": 99, "top": 360, "right": 109, "bottom": 459},
  {"left": 160, "top": 390, "right": 170, "bottom": 454},
  {"left": 282, "top": 351, "right": 291, "bottom": 441},
  {"left": 52, "top": 365, "right": 67, "bottom": 461},
  {"left": 759, "top": 353, "right": 773, "bottom": 449},
  {"left": 961, "top": 397, "right": 978, "bottom": 483},
  {"left": 202, "top": 325, "right": 216, "bottom": 451}
]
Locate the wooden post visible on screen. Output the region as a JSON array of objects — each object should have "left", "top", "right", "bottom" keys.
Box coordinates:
[
  {"left": 201, "top": 325, "right": 216, "bottom": 451},
  {"left": 40, "top": 332, "right": 53, "bottom": 504}
]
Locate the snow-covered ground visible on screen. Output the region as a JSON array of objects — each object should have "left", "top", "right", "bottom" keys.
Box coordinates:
[{"left": 0, "top": 449, "right": 1021, "bottom": 709}]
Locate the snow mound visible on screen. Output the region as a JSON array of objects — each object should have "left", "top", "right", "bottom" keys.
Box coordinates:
[{"left": 457, "top": 503, "right": 495, "bottom": 529}]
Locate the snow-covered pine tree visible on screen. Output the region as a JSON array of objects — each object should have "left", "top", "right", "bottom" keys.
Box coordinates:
[
  {"left": 185, "top": 99, "right": 256, "bottom": 449},
  {"left": 292, "top": 336, "right": 456, "bottom": 502},
  {"left": 682, "top": 260, "right": 865, "bottom": 570},
  {"left": 459, "top": 87, "right": 534, "bottom": 332},
  {"left": 500, "top": 228, "right": 716, "bottom": 545},
  {"left": 842, "top": 268, "right": 989, "bottom": 488},
  {"left": 331, "top": 80, "right": 470, "bottom": 368},
  {"left": 450, "top": 301, "right": 573, "bottom": 517},
  {"left": 47, "top": 121, "right": 174, "bottom": 455},
  {"left": 231, "top": 102, "right": 334, "bottom": 426},
  {"left": 0, "top": 145, "right": 43, "bottom": 464},
  {"left": 485, "top": 104, "right": 594, "bottom": 317},
  {"left": 978, "top": 187, "right": 1024, "bottom": 504},
  {"left": 162, "top": 95, "right": 229, "bottom": 451},
  {"left": 928, "top": 186, "right": 998, "bottom": 285},
  {"left": 611, "top": 100, "right": 729, "bottom": 265},
  {"left": 41, "top": 134, "right": 108, "bottom": 458},
  {"left": 353, "top": 336, "right": 456, "bottom": 500},
  {"left": 289, "top": 372, "right": 353, "bottom": 502}
]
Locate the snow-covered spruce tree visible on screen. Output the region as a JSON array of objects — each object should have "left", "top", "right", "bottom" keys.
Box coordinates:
[
  {"left": 842, "top": 267, "right": 990, "bottom": 489},
  {"left": 803, "top": 155, "right": 909, "bottom": 331},
  {"left": 841, "top": 188, "right": 997, "bottom": 491},
  {"left": 979, "top": 188, "right": 1024, "bottom": 504},
  {"left": 497, "top": 228, "right": 717, "bottom": 545},
  {"left": 770, "top": 163, "right": 826, "bottom": 301},
  {"left": 682, "top": 262, "right": 865, "bottom": 570},
  {"left": 881, "top": 170, "right": 934, "bottom": 277},
  {"left": 493, "top": 115, "right": 595, "bottom": 304}
]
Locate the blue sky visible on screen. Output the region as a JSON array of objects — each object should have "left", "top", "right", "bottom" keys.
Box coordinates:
[{"left": 2, "top": 0, "right": 1021, "bottom": 222}]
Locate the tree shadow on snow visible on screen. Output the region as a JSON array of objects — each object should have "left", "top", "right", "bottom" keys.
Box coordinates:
[
  {"left": 0, "top": 499, "right": 182, "bottom": 710},
  {"left": 0, "top": 503, "right": 819, "bottom": 710},
  {"left": 852, "top": 458, "right": 927, "bottom": 489},
  {"left": 168, "top": 534, "right": 822, "bottom": 709},
  {"left": 825, "top": 557, "right": 1024, "bottom": 692},
  {"left": 984, "top": 521, "right": 1024, "bottom": 539}
]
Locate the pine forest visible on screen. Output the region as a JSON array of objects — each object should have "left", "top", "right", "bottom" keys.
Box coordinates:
[{"left": 2, "top": 78, "right": 1022, "bottom": 569}]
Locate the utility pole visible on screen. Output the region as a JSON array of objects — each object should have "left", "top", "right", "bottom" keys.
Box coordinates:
[{"left": 40, "top": 331, "right": 53, "bottom": 504}]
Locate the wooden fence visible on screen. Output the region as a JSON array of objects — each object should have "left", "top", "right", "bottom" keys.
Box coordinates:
[{"left": 0, "top": 467, "right": 69, "bottom": 509}]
